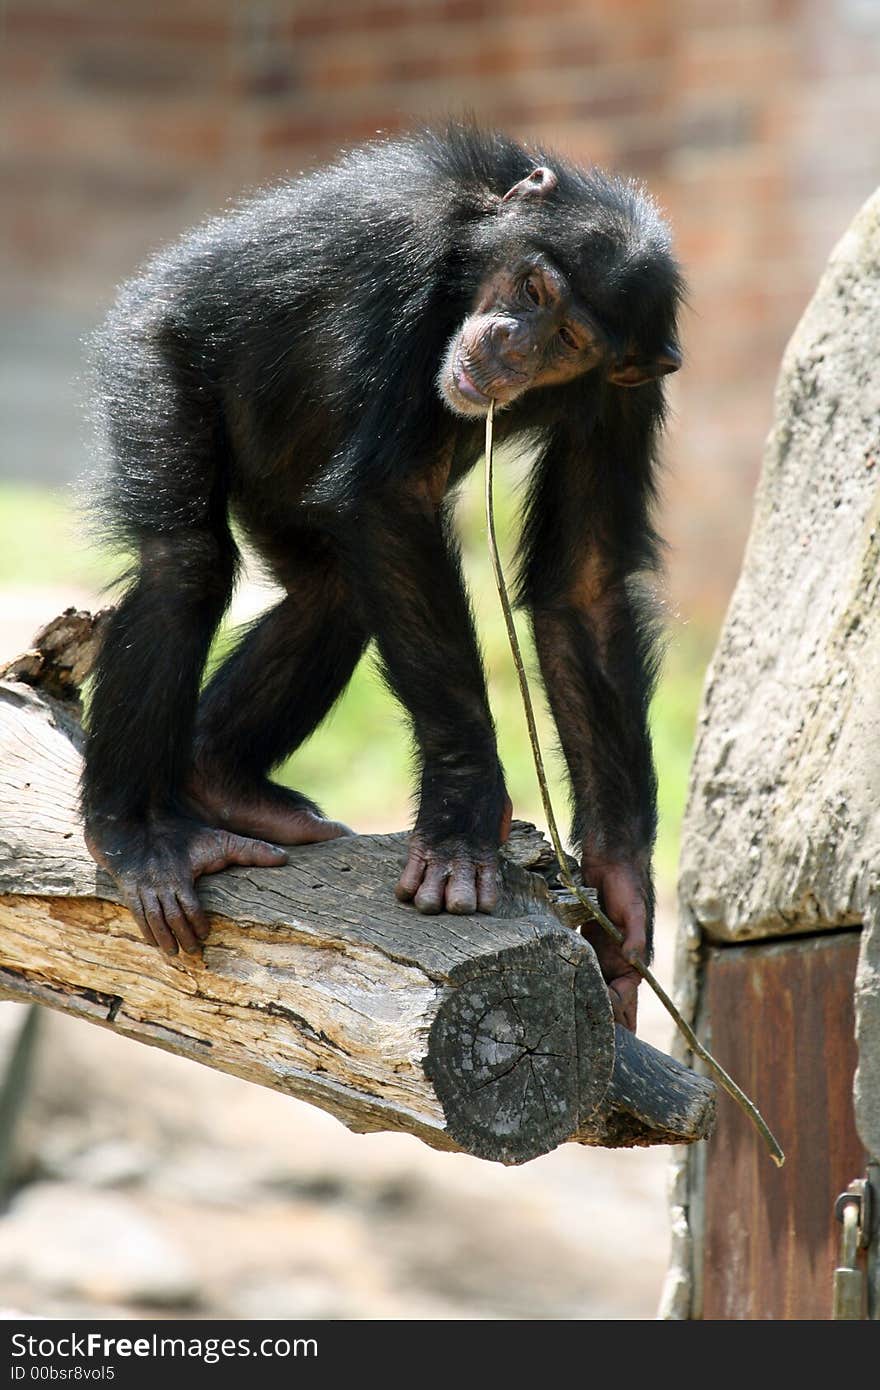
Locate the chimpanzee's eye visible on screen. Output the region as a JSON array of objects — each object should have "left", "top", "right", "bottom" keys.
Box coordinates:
[
  {"left": 524, "top": 277, "right": 541, "bottom": 305},
  {"left": 559, "top": 324, "right": 579, "bottom": 350}
]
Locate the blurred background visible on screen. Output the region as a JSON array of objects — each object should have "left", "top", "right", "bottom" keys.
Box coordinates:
[{"left": 1, "top": 0, "right": 879, "bottom": 1320}]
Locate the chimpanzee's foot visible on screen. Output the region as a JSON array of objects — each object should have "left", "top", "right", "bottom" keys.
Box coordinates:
[
  {"left": 395, "top": 795, "right": 513, "bottom": 915},
  {"left": 85, "top": 816, "right": 288, "bottom": 956},
  {"left": 189, "top": 767, "right": 352, "bottom": 846}
]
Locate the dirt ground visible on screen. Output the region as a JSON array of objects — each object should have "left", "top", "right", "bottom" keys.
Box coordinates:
[{"left": 0, "top": 586, "right": 679, "bottom": 1321}]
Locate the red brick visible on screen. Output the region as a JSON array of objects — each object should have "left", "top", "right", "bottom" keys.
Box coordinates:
[{"left": 2, "top": 0, "right": 879, "bottom": 620}]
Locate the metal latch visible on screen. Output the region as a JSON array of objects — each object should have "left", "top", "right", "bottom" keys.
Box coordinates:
[{"left": 832, "top": 1178, "right": 873, "bottom": 1319}]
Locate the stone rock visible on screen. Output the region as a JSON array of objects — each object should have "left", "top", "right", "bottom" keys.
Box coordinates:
[
  {"left": 42, "top": 1139, "right": 152, "bottom": 1189},
  {"left": 677, "top": 188, "right": 880, "bottom": 1155},
  {"left": 0, "top": 1183, "right": 197, "bottom": 1307},
  {"left": 229, "top": 1276, "right": 357, "bottom": 1320}
]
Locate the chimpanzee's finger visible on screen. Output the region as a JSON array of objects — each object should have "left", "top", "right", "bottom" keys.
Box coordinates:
[
  {"left": 414, "top": 863, "right": 450, "bottom": 914},
  {"left": 445, "top": 861, "right": 478, "bottom": 915},
  {"left": 608, "top": 975, "right": 639, "bottom": 1033},
  {"left": 160, "top": 892, "right": 201, "bottom": 956},
  {"left": 475, "top": 862, "right": 499, "bottom": 914},
  {"left": 126, "top": 891, "right": 159, "bottom": 950},
  {"left": 622, "top": 930, "right": 647, "bottom": 968},
  {"left": 140, "top": 889, "right": 178, "bottom": 955},
  {"left": 396, "top": 849, "right": 427, "bottom": 902},
  {"left": 177, "top": 885, "right": 210, "bottom": 940}
]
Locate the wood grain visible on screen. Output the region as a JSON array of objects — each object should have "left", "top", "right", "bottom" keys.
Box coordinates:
[
  {"left": 698, "top": 933, "right": 865, "bottom": 1319},
  {"left": 0, "top": 677, "right": 715, "bottom": 1164}
]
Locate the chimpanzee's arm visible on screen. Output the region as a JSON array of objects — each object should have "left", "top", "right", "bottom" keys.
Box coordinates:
[
  {"left": 518, "top": 387, "right": 665, "bottom": 1030},
  {"left": 336, "top": 476, "right": 509, "bottom": 915}
]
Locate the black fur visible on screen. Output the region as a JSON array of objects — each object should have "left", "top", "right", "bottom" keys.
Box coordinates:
[{"left": 83, "top": 123, "right": 682, "bottom": 951}]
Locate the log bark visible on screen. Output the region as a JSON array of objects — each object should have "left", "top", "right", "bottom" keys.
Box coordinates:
[{"left": 0, "top": 660, "right": 714, "bottom": 1165}]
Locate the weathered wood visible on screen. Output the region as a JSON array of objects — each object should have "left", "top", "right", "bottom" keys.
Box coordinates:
[
  {"left": 678, "top": 191, "right": 880, "bottom": 951},
  {"left": 0, "top": 607, "right": 111, "bottom": 711},
  {"left": 698, "top": 934, "right": 865, "bottom": 1320},
  {"left": 664, "top": 187, "right": 880, "bottom": 1321},
  {"left": 0, "top": 670, "right": 714, "bottom": 1165}
]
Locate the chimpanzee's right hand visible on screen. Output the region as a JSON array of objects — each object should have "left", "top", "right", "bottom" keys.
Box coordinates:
[{"left": 85, "top": 816, "right": 288, "bottom": 956}]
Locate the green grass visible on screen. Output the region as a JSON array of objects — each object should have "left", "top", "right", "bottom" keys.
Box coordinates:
[
  {"left": 0, "top": 482, "right": 113, "bottom": 590},
  {"left": 1, "top": 477, "right": 715, "bottom": 892}
]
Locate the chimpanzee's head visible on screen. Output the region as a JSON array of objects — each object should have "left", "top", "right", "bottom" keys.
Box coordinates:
[{"left": 437, "top": 163, "right": 683, "bottom": 418}]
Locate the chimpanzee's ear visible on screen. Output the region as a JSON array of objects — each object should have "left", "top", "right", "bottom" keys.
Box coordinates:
[
  {"left": 500, "top": 167, "right": 558, "bottom": 204},
  {"left": 606, "top": 343, "right": 682, "bottom": 387}
]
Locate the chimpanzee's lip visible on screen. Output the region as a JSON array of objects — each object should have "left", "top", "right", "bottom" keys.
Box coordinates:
[{"left": 453, "top": 357, "right": 490, "bottom": 404}]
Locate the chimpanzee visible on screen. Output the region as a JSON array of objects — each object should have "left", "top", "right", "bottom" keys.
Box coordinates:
[{"left": 83, "top": 124, "right": 682, "bottom": 1032}]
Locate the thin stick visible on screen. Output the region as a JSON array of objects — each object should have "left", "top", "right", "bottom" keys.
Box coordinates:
[{"left": 484, "top": 401, "right": 784, "bottom": 1168}]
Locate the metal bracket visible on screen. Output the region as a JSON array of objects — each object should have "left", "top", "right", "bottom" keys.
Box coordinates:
[{"left": 835, "top": 1178, "right": 873, "bottom": 1250}]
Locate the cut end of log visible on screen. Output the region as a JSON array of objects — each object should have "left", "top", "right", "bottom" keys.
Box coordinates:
[{"left": 425, "top": 933, "right": 614, "bottom": 1164}]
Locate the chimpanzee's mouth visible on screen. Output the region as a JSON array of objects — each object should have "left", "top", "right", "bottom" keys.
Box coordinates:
[
  {"left": 453, "top": 356, "right": 490, "bottom": 405},
  {"left": 437, "top": 336, "right": 520, "bottom": 417}
]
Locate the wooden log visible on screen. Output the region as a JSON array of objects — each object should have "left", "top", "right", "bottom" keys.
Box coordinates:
[{"left": 0, "top": 667, "right": 715, "bottom": 1165}]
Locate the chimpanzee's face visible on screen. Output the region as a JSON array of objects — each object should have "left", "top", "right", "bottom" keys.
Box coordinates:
[{"left": 437, "top": 254, "right": 605, "bottom": 419}]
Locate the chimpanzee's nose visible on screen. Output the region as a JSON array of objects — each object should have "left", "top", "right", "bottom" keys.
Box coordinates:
[{"left": 492, "top": 317, "right": 531, "bottom": 365}]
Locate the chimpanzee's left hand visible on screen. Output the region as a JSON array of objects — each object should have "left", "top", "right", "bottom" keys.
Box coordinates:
[{"left": 579, "top": 858, "right": 648, "bottom": 1034}]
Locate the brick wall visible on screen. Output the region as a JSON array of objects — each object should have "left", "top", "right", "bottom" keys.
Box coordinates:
[{"left": 2, "top": 0, "right": 879, "bottom": 618}]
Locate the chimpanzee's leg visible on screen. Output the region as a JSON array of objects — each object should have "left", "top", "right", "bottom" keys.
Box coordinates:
[
  {"left": 190, "top": 541, "right": 368, "bottom": 843},
  {"left": 83, "top": 528, "right": 289, "bottom": 955},
  {"left": 83, "top": 309, "right": 289, "bottom": 955},
  {"left": 336, "top": 488, "right": 510, "bottom": 915}
]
